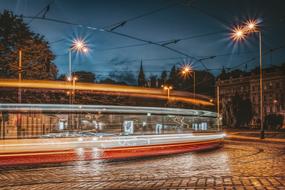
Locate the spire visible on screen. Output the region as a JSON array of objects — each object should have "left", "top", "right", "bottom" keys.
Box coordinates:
[{"left": 138, "top": 60, "right": 146, "bottom": 86}]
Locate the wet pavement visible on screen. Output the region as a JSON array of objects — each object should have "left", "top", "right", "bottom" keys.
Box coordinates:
[{"left": 0, "top": 139, "right": 284, "bottom": 190}]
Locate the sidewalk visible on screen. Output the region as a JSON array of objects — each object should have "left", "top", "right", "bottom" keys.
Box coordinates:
[{"left": 226, "top": 130, "right": 285, "bottom": 143}]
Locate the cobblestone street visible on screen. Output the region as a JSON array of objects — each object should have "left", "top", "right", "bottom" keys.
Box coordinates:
[{"left": 0, "top": 140, "right": 284, "bottom": 190}]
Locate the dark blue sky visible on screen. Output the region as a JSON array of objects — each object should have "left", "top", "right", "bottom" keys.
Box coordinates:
[{"left": 1, "top": 0, "right": 285, "bottom": 81}]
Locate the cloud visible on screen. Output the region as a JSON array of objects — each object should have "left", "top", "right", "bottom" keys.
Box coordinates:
[
  {"left": 107, "top": 57, "right": 136, "bottom": 66},
  {"left": 108, "top": 70, "right": 137, "bottom": 85}
]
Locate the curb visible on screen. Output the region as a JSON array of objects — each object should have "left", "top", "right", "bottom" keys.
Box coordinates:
[{"left": 226, "top": 135, "right": 285, "bottom": 144}]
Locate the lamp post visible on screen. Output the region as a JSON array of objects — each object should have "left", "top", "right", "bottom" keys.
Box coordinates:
[
  {"left": 66, "top": 38, "right": 88, "bottom": 104},
  {"left": 17, "top": 50, "right": 22, "bottom": 139},
  {"left": 66, "top": 38, "right": 88, "bottom": 130},
  {"left": 180, "top": 56, "right": 216, "bottom": 105},
  {"left": 18, "top": 50, "right": 22, "bottom": 104},
  {"left": 231, "top": 19, "right": 264, "bottom": 139},
  {"left": 217, "top": 85, "right": 220, "bottom": 131},
  {"left": 161, "top": 85, "right": 173, "bottom": 99},
  {"left": 181, "top": 66, "right": 196, "bottom": 103},
  {"left": 67, "top": 38, "right": 89, "bottom": 79},
  {"left": 67, "top": 76, "right": 78, "bottom": 104}
]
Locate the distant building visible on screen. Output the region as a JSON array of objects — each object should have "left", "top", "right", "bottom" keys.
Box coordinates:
[
  {"left": 138, "top": 61, "right": 146, "bottom": 87},
  {"left": 216, "top": 65, "right": 285, "bottom": 127}
]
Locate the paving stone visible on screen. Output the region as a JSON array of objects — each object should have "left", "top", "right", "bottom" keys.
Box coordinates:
[{"left": 0, "top": 140, "right": 284, "bottom": 189}]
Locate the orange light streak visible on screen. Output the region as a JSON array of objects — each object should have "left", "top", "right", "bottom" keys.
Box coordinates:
[{"left": 0, "top": 79, "right": 214, "bottom": 106}]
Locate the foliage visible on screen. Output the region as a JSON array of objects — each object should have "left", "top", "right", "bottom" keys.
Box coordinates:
[
  {"left": 167, "top": 65, "right": 179, "bottom": 88},
  {"left": 264, "top": 114, "right": 284, "bottom": 130},
  {"left": 73, "top": 71, "right": 95, "bottom": 83},
  {"left": 222, "top": 94, "right": 253, "bottom": 128},
  {"left": 166, "top": 65, "right": 215, "bottom": 96},
  {"left": 0, "top": 10, "right": 57, "bottom": 79},
  {"left": 149, "top": 75, "right": 157, "bottom": 88},
  {"left": 110, "top": 70, "right": 136, "bottom": 85},
  {"left": 159, "top": 70, "right": 167, "bottom": 86},
  {"left": 57, "top": 74, "right": 66, "bottom": 81},
  {"left": 99, "top": 78, "right": 127, "bottom": 85}
]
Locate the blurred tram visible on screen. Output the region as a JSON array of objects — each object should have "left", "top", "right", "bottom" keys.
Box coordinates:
[{"left": 0, "top": 104, "right": 224, "bottom": 164}]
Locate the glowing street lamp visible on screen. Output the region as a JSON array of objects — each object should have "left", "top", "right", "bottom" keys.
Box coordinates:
[
  {"left": 181, "top": 64, "right": 196, "bottom": 103},
  {"left": 230, "top": 19, "right": 264, "bottom": 139},
  {"left": 179, "top": 56, "right": 215, "bottom": 105},
  {"left": 82, "top": 47, "right": 89, "bottom": 54},
  {"left": 231, "top": 26, "right": 246, "bottom": 41},
  {"left": 245, "top": 19, "right": 258, "bottom": 32},
  {"left": 68, "top": 38, "right": 89, "bottom": 79},
  {"left": 162, "top": 85, "right": 173, "bottom": 99}
]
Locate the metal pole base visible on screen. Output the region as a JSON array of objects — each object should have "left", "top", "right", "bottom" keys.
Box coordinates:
[{"left": 260, "top": 130, "right": 265, "bottom": 139}]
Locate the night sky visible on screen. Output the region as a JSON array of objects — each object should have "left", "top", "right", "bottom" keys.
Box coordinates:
[{"left": 1, "top": 0, "right": 285, "bottom": 82}]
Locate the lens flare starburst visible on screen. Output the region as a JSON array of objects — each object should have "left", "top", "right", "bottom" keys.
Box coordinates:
[
  {"left": 244, "top": 19, "right": 258, "bottom": 32},
  {"left": 231, "top": 25, "right": 246, "bottom": 41},
  {"left": 230, "top": 19, "right": 260, "bottom": 42},
  {"left": 71, "top": 38, "right": 89, "bottom": 53},
  {"left": 180, "top": 63, "right": 193, "bottom": 79}
]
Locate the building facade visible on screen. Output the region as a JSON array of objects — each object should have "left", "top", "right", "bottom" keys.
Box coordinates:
[{"left": 216, "top": 65, "right": 285, "bottom": 128}]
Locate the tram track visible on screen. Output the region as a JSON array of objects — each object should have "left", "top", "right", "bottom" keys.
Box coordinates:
[
  {"left": 0, "top": 142, "right": 285, "bottom": 189},
  {"left": 224, "top": 140, "right": 285, "bottom": 165}
]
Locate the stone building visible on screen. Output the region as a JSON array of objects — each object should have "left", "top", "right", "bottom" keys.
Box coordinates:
[{"left": 216, "top": 64, "right": 285, "bottom": 128}]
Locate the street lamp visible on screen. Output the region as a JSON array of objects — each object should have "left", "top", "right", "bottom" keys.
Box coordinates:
[
  {"left": 66, "top": 38, "right": 88, "bottom": 105},
  {"left": 161, "top": 85, "right": 173, "bottom": 99},
  {"left": 231, "top": 19, "right": 264, "bottom": 139},
  {"left": 68, "top": 38, "right": 89, "bottom": 79},
  {"left": 66, "top": 75, "right": 78, "bottom": 129},
  {"left": 181, "top": 64, "right": 196, "bottom": 103},
  {"left": 67, "top": 76, "right": 78, "bottom": 104},
  {"left": 180, "top": 56, "right": 216, "bottom": 105}
]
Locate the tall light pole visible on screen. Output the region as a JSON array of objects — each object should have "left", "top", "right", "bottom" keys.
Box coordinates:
[
  {"left": 259, "top": 31, "right": 264, "bottom": 139},
  {"left": 180, "top": 56, "right": 216, "bottom": 105},
  {"left": 17, "top": 50, "right": 22, "bottom": 139},
  {"left": 68, "top": 48, "right": 72, "bottom": 78},
  {"left": 231, "top": 19, "right": 264, "bottom": 139},
  {"left": 67, "top": 76, "right": 78, "bottom": 129},
  {"left": 181, "top": 65, "right": 196, "bottom": 103},
  {"left": 18, "top": 50, "right": 22, "bottom": 104},
  {"left": 67, "top": 38, "right": 88, "bottom": 104},
  {"left": 161, "top": 85, "right": 173, "bottom": 99},
  {"left": 217, "top": 85, "right": 220, "bottom": 131},
  {"left": 66, "top": 38, "right": 88, "bottom": 129},
  {"left": 68, "top": 38, "right": 89, "bottom": 79},
  {"left": 67, "top": 76, "right": 78, "bottom": 104}
]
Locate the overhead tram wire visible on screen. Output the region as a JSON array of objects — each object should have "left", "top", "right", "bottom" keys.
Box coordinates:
[
  {"left": 28, "top": 0, "right": 55, "bottom": 25},
  {"left": 189, "top": 3, "right": 283, "bottom": 51},
  {"left": 54, "top": 44, "right": 285, "bottom": 79},
  {"left": 49, "top": 30, "right": 225, "bottom": 51},
  {"left": 98, "top": 30, "right": 225, "bottom": 51},
  {"left": 108, "top": 29, "right": 209, "bottom": 70},
  {"left": 55, "top": 45, "right": 283, "bottom": 71},
  {"left": 102, "top": 0, "right": 184, "bottom": 30},
  {"left": 41, "top": 0, "right": 222, "bottom": 52},
  {"left": 223, "top": 44, "right": 285, "bottom": 71},
  {"left": 20, "top": 16, "right": 210, "bottom": 71},
  {"left": 50, "top": 38, "right": 66, "bottom": 44}
]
